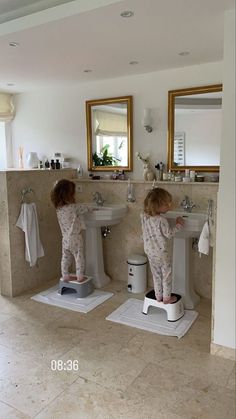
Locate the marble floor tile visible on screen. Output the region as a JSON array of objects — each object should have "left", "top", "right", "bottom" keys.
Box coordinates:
[
  {"left": 34, "top": 376, "right": 184, "bottom": 419},
  {"left": 0, "top": 280, "right": 235, "bottom": 418},
  {"left": 124, "top": 363, "right": 236, "bottom": 419},
  {"left": 0, "top": 400, "right": 30, "bottom": 419},
  {"left": 0, "top": 312, "right": 13, "bottom": 324},
  {"left": 172, "top": 382, "right": 236, "bottom": 419},
  {"left": 58, "top": 339, "right": 147, "bottom": 392},
  {"left": 226, "top": 365, "right": 236, "bottom": 391},
  {"left": 0, "top": 344, "right": 81, "bottom": 417},
  {"left": 0, "top": 315, "right": 87, "bottom": 363}
]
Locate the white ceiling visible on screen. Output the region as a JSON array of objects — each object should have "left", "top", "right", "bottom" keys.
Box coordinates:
[
  {"left": 0, "top": 0, "right": 234, "bottom": 93},
  {"left": 0, "top": 0, "right": 73, "bottom": 23}
]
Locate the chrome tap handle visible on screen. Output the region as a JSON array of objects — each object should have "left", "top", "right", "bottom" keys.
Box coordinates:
[
  {"left": 180, "top": 195, "right": 196, "bottom": 212},
  {"left": 92, "top": 191, "right": 104, "bottom": 206}
]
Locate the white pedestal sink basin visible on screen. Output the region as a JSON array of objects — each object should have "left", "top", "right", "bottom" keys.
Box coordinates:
[
  {"left": 84, "top": 204, "right": 128, "bottom": 288},
  {"left": 165, "top": 210, "right": 207, "bottom": 309}
]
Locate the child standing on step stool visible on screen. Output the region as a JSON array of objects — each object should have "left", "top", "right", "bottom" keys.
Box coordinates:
[
  {"left": 141, "top": 188, "right": 184, "bottom": 304},
  {"left": 51, "top": 179, "right": 92, "bottom": 283}
]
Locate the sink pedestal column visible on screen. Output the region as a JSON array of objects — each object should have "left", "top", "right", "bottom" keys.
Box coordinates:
[
  {"left": 85, "top": 226, "right": 110, "bottom": 288},
  {"left": 172, "top": 237, "right": 200, "bottom": 309}
]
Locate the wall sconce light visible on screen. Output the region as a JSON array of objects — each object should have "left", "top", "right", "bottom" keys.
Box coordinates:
[{"left": 142, "top": 108, "right": 153, "bottom": 133}]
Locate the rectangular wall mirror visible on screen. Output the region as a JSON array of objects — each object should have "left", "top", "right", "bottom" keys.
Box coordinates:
[
  {"left": 86, "top": 96, "right": 133, "bottom": 171},
  {"left": 168, "top": 84, "right": 222, "bottom": 172}
]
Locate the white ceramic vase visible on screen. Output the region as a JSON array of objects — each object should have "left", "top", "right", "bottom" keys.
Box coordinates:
[{"left": 27, "top": 152, "right": 39, "bottom": 168}]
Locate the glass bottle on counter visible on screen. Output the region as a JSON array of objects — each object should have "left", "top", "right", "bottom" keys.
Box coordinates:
[
  {"left": 55, "top": 159, "right": 61, "bottom": 169},
  {"left": 45, "top": 159, "right": 50, "bottom": 169}
]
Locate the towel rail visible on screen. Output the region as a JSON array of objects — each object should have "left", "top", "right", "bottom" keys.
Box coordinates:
[
  {"left": 21, "top": 188, "right": 34, "bottom": 202},
  {"left": 207, "top": 199, "right": 213, "bottom": 217}
]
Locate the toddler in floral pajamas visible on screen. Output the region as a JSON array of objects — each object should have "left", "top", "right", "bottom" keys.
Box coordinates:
[
  {"left": 141, "top": 188, "right": 184, "bottom": 304},
  {"left": 51, "top": 179, "right": 91, "bottom": 283}
]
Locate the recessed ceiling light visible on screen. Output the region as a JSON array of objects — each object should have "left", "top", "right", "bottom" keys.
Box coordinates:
[
  {"left": 84, "top": 69, "right": 92, "bottom": 73},
  {"left": 9, "top": 42, "right": 20, "bottom": 47},
  {"left": 120, "top": 10, "right": 134, "bottom": 18},
  {"left": 129, "top": 61, "right": 139, "bottom": 65},
  {"left": 178, "top": 51, "right": 190, "bottom": 56}
]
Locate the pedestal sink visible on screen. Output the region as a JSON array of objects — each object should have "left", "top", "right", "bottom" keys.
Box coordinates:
[
  {"left": 165, "top": 210, "right": 207, "bottom": 309},
  {"left": 84, "top": 204, "right": 127, "bottom": 288}
]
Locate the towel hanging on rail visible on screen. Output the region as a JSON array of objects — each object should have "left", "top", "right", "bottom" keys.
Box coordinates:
[
  {"left": 16, "top": 203, "right": 44, "bottom": 267},
  {"left": 198, "top": 221, "right": 210, "bottom": 256}
]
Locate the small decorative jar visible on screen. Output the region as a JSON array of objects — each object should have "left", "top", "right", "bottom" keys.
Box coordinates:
[{"left": 26, "top": 152, "right": 39, "bottom": 169}]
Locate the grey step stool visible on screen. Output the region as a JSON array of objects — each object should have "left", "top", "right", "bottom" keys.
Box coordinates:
[
  {"left": 142, "top": 290, "right": 184, "bottom": 322},
  {"left": 58, "top": 275, "right": 94, "bottom": 298}
]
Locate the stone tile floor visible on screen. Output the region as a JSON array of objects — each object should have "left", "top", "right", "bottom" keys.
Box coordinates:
[{"left": 0, "top": 280, "right": 235, "bottom": 418}]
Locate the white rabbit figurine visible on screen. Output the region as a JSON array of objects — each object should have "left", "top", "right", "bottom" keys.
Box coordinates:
[
  {"left": 136, "top": 152, "right": 156, "bottom": 181},
  {"left": 143, "top": 162, "right": 155, "bottom": 181}
]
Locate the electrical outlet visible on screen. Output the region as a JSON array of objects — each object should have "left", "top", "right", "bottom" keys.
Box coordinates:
[{"left": 77, "top": 184, "right": 83, "bottom": 193}]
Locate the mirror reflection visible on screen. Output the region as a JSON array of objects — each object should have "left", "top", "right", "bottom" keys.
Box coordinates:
[
  {"left": 168, "top": 84, "right": 222, "bottom": 172},
  {"left": 86, "top": 96, "right": 133, "bottom": 171}
]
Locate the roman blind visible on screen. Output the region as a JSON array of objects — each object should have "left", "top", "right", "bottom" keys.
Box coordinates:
[
  {"left": 0, "top": 93, "right": 15, "bottom": 121},
  {"left": 94, "top": 110, "right": 127, "bottom": 137}
]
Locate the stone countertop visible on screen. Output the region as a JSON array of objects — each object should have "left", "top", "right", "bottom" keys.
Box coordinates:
[{"left": 74, "top": 178, "right": 219, "bottom": 186}]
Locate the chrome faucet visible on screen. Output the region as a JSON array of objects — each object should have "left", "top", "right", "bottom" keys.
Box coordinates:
[
  {"left": 92, "top": 191, "right": 105, "bottom": 206},
  {"left": 181, "top": 195, "right": 196, "bottom": 213}
]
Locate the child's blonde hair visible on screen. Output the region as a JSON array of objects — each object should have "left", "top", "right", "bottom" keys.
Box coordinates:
[
  {"left": 50, "top": 179, "right": 76, "bottom": 209},
  {"left": 144, "top": 187, "right": 172, "bottom": 216}
]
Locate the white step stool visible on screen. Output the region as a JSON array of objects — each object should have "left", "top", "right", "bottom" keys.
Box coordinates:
[
  {"left": 142, "top": 290, "right": 184, "bottom": 322},
  {"left": 58, "top": 275, "right": 94, "bottom": 298}
]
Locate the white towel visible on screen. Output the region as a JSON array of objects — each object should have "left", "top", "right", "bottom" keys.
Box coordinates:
[
  {"left": 16, "top": 203, "right": 45, "bottom": 267},
  {"left": 208, "top": 218, "right": 215, "bottom": 247},
  {"left": 198, "top": 221, "right": 210, "bottom": 255}
]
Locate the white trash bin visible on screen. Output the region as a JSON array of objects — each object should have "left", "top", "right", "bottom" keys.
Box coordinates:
[{"left": 127, "top": 254, "right": 147, "bottom": 293}]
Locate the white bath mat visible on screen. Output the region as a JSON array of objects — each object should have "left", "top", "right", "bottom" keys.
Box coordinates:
[
  {"left": 31, "top": 286, "right": 113, "bottom": 313},
  {"left": 106, "top": 298, "right": 198, "bottom": 339}
]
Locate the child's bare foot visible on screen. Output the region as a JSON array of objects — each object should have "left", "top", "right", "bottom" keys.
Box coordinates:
[
  {"left": 155, "top": 295, "right": 163, "bottom": 302},
  {"left": 77, "top": 276, "right": 86, "bottom": 283},
  {"left": 63, "top": 275, "right": 70, "bottom": 282},
  {"left": 163, "top": 295, "right": 177, "bottom": 304}
]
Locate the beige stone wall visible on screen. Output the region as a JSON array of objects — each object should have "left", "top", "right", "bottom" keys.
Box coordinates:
[
  {"left": 0, "top": 169, "right": 76, "bottom": 296},
  {"left": 0, "top": 172, "right": 218, "bottom": 298},
  {"left": 0, "top": 172, "right": 12, "bottom": 296},
  {"left": 75, "top": 179, "right": 218, "bottom": 300}
]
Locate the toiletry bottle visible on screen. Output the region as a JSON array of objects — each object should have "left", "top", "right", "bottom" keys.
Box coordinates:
[
  {"left": 155, "top": 163, "right": 160, "bottom": 181},
  {"left": 45, "top": 159, "right": 50, "bottom": 169},
  {"left": 159, "top": 162, "right": 164, "bottom": 180},
  {"left": 112, "top": 170, "right": 118, "bottom": 180},
  {"left": 77, "top": 165, "right": 83, "bottom": 177},
  {"left": 127, "top": 178, "right": 135, "bottom": 202},
  {"left": 190, "top": 170, "right": 195, "bottom": 182},
  {"left": 55, "top": 159, "right": 61, "bottom": 169},
  {"left": 168, "top": 170, "right": 172, "bottom": 181},
  {"left": 119, "top": 170, "right": 125, "bottom": 180},
  {"left": 50, "top": 159, "right": 55, "bottom": 169}
]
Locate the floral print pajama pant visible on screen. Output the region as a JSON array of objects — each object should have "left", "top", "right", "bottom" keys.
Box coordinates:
[
  {"left": 148, "top": 254, "right": 172, "bottom": 300},
  {"left": 61, "top": 234, "right": 85, "bottom": 277}
]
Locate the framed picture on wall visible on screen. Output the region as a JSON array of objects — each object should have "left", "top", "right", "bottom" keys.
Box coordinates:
[{"left": 174, "top": 131, "right": 185, "bottom": 166}]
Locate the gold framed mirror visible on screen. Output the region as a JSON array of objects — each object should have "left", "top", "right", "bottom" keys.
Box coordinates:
[
  {"left": 168, "top": 84, "right": 222, "bottom": 172},
  {"left": 86, "top": 95, "right": 133, "bottom": 171}
]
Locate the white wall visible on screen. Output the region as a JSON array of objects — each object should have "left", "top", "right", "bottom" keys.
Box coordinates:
[
  {"left": 213, "top": 10, "right": 235, "bottom": 350},
  {"left": 12, "top": 61, "right": 222, "bottom": 178},
  {"left": 175, "top": 110, "right": 221, "bottom": 165},
  {"left": 0, "top": 123, "right": 7, "bottom": 169}
]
